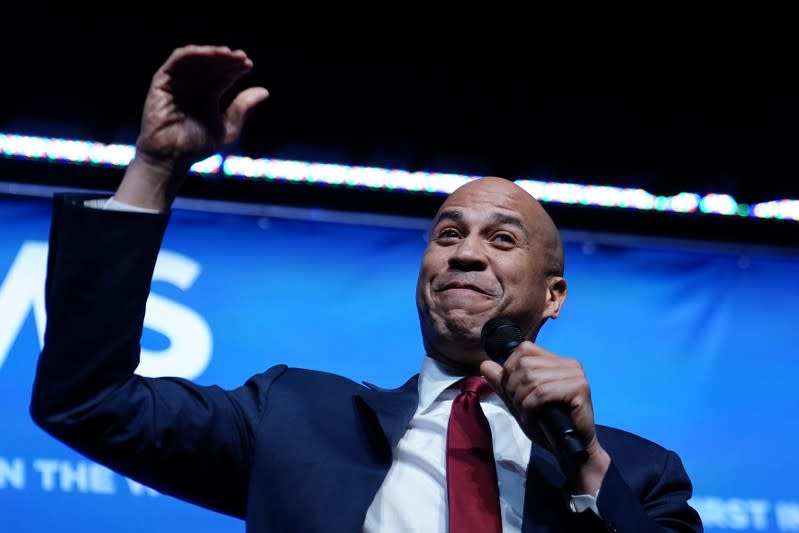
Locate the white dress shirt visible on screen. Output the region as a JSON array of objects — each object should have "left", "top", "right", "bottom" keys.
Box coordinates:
[{"left": 363, "top": 356, "right": 599, "bottom": 532}]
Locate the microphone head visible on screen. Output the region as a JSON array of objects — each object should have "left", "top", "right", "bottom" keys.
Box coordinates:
[{"left": 481, "top": 317, "right": 525, "bottom": 365}]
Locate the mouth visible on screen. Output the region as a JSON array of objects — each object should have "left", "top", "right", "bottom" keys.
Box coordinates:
[{"left": 437, "top": 281, "right": 491, "bottom": 295}]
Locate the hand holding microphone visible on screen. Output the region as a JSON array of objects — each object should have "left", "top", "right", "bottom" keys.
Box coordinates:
[{"left": 480, "top": 317, "right": 590, "bottom": 468}]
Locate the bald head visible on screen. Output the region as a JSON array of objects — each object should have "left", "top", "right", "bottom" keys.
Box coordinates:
[{"left": 416, "top": 176, "right": 568, "bottom": 368}]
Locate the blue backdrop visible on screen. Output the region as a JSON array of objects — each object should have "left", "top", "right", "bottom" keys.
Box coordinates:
[{"left": 1, "top": 194, "right": 797, "bottom": 532}]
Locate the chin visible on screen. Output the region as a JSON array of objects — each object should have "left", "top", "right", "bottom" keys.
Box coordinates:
[
  {"left": 438, "top": 312, "right": 485, "bottom": 343},
  {"left": 419, "top": 307, "right": 489, "bottom": 353}
]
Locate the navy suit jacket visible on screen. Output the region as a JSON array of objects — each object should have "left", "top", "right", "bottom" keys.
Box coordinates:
[{"left": 31, "top": 194, "right": 702, "bottom": 532}]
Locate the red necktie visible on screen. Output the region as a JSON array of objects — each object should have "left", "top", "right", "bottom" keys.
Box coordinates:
[{"left": 446, "top": 376, "right": 502, "bottom": 533}]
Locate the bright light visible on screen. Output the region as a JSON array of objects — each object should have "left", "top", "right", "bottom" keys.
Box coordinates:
[{"left": 2, "top": 132, "right": 798, "bottom": 222}]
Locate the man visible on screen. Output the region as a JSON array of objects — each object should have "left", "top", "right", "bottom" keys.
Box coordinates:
[{"left": 30, "top": 45, "right": 702, "bottom": 532}]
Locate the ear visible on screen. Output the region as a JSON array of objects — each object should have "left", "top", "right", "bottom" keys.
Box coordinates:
[{"left": 542, "top": 276, "right": 567, "bottom": 320}]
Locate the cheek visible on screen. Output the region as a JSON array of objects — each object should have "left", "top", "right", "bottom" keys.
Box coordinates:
[
  {"left": 498, "top": 265, "right": 542, "bottom": 304},
  {"left": 418, "top": 249, "right": 444, "bottom": 281},
  {"left": 415, "top": 253, "right": 435, "bottom": 302},
  {"left": 415, "top": 274, "right": 427, "bottom": 309}
]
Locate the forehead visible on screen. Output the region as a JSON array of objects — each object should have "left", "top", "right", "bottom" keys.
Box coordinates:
[{"left": 434, "top": 178, "right": 540, "bottom": 229}]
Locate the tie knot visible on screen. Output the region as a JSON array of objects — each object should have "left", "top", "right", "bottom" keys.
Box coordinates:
[{"left": 459, "top": 376, "right": 492, "bottom": 397}]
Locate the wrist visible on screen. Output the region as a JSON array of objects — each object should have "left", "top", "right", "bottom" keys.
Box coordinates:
[
  {"left": 567, "top": 442, "right": 610, "bottom": 496},
  {"left": 115, "top": 153, "right": 191, "bottom": 211}
]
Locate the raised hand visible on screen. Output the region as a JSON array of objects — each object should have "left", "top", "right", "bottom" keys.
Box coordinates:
[{"left": 116, "top": 45, "right": 269, "bottom": 210}]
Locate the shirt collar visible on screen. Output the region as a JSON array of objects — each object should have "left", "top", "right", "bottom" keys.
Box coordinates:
[
  {"left": 417, "top": 355, "right": 467, "bottom": 412},
  {"left": 416, "top": 357, "right": 531, "bottom": 469}
]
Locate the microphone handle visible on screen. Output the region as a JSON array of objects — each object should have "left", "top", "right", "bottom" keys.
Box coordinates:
[
  {"left": 538, "top": 403, "right": 589, "bottom": 465},
  {"left": 498, "top": 339, "right": 588, "bottom": 466}
]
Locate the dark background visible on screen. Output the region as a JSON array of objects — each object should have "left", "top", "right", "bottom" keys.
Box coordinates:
[{"left": 2, "top": 13, "right": 797, "bottom": 247}]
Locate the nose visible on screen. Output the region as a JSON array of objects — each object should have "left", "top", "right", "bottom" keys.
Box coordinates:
[{"left": 448, "top": 234, "right": 488, "bottom": 271}]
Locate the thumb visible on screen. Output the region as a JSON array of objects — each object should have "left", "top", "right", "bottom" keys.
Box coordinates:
[
  {"left": 480, "top": 359, "right": 504, "bottom": 395},
  {"left": 223, "top": 87, "right": 270, "bottom": 145}
]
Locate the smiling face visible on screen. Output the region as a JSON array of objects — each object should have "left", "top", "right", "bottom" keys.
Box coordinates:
[{"left": 415, "top": 177, "right": 566, "bottom": 370}]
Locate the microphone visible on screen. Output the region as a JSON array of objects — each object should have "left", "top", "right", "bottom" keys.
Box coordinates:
[{"left": 481, "top": 317, "right": 589, "bottom": 466}]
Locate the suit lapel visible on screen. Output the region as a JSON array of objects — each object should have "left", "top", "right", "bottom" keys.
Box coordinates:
[
  {"left": 301, "top": 376, "right": 419, "bottom": 533},
  {"left": 356, "top": 375, "right": 419, "bottom": 451},
  {"left": 522, "top": 445, "right": 573, "bottom": 533}
]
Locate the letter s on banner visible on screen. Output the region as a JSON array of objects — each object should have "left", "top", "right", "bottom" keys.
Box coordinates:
[
  {"left": 137, "top": 250, "right": 212, "bottom": 380},
  {"left": 0, "top": 241, "right": 48, "bottom": 370},
  {"left": 0, "top": 244, "right": 212, "bottom": 378}
]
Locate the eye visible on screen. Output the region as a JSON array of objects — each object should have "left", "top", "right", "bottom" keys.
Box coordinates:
[
  {"left": 434, "top": 227, "right": 462, "bottom": 242},
  {"left": 491, "top": 232, "right": 517, "bottom": 247}
]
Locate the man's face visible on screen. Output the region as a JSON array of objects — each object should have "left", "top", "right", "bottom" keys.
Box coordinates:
[{"left": 415, "top": 177, "right": 564, "bottom": 368}]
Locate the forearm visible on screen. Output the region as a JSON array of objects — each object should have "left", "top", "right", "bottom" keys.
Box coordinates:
[{"left": 30, "top": 193, "right": 169, "bottom": 424}]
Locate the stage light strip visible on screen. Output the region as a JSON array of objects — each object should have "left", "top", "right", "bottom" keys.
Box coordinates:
[
  {"left": 221, "top": 155, "right": 475, "bottom": 194},
  {"left": 0, "top": 133, "right": 222, "bottom": 174},
  {"left": 1, "top": 132, "right": 797, "bottom": 222}
]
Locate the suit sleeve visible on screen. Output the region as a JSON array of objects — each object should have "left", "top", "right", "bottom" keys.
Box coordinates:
[
  {"left": 29, "top": 193, "right": 282, "bottom": 518},
  {"left": 596, "top": 450, "right": 703, "bottom": 532}
]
